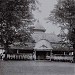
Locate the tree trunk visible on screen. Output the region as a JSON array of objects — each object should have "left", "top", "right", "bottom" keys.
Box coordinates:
[
  {"left": 4, "top": 49, "right": 8, "bottom": 60},
  {"left": 73, "top": 44, "right": 75, "bottom": 62},
  {"left": 4, "top": 45, "right": 8, "bottom": 60}
]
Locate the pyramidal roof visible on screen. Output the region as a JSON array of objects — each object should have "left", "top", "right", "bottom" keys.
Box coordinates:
[
  {"left": 32, "top": 32, "right": 61, "bottom": 43},
  {"left": 33, "top": 20, "right": 46, "bottom": 32},
  {"left": 34, "top": 40, "right": 53, "bottom": 50}
]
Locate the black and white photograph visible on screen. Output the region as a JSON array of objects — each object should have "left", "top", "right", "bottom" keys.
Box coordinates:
[{"left": 0, "top": 0, "right": 75, "bottom": 75}]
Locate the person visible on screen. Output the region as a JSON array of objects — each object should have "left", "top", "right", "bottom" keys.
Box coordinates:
[{"left": 0, "top": 53, "right": 3, "bottom": 60}]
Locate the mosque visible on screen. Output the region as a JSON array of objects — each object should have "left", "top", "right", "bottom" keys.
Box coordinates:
[{"left": 0, "top": 21, "right": 73, "bottom": 61}]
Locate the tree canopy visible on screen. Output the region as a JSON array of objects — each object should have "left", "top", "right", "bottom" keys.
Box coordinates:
[
  {"left": 48, "top": 0, "right": 75, "bottom": 42},
  {"left": 48, "top": 0, "right": 75, "bottom": 62},
  {"left": 49, "top": 0, "right": 75, "bottom": 25},
  {"left": 0, "top": 0, "right": 37, "bottom": 59},
  {"left": 0, "top": 0, "right": 36, "bottom": 45}
]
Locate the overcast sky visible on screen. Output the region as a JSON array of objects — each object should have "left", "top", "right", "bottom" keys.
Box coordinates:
[{"left": 33, "top": 0, "right": 61, "bottom": 35}]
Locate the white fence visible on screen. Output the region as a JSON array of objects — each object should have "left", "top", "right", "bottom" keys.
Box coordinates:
[
  {"left": 51, "top": 55, "right": 73, "bottom": 61},
  {"left": 7, "top": 54, "right": 33, "bottom": 60},
  {"left": 46, "top": 55, "right": 73, "bottom": 61}
]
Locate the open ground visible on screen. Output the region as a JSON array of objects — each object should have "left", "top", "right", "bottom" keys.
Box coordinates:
[{"left": 0, "top": 60, "right": 75, "bottom": 75}]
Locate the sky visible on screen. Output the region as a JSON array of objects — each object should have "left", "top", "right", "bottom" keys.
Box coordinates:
[{"left": 33, "top": 0, "right": 61, "bottom": 35}]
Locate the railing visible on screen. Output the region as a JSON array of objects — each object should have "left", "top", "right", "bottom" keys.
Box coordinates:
[
  {"left": 46, "top": 55, "right": 73, "bottom": 62},
  {"left": 7, "top": 54, "right": 33, "bottom": 60},
  {"left": 2, "top": 54, "right": 73, "bottom": 62},
  {"left": 51, "top": 55, "right": 73, "bottom": 62}
]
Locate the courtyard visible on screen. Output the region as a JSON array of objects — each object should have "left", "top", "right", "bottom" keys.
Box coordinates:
[{"left": 0, "top": 60, "right": 75, "bottom": 75}]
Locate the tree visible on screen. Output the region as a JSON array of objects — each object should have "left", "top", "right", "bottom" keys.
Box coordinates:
[
  {"left": 48, "top": 0, "right": 75, "bottom": 62},
  {"left": 0, "top": 0, "right": 37, "bottom": 60}
]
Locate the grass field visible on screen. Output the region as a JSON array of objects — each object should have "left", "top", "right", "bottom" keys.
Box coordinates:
[{"left": 0, "top": 60, "right": 75, "bottom": 75}]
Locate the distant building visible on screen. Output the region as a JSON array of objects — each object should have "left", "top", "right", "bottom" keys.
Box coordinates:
[{"left": 0, "top": 21, "right": 73, "bottom": 61}]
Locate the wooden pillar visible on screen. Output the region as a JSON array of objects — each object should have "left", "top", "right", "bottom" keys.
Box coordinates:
[
  {"left": 35, "top": 50, "right": 36, "bottom": 60},
  {"left": 32, "top": 51, "right": 34, "bottom": 60},
  {"left": 64, "top": 52, "right": 65, "bottom": 55},
  {"left": 33, "top": 50, "right": 36, "bottom": 60},
  {"left": 50, "top": 50, "right": 52, "bottom": 61},
  {"left": 72, "top": 52, "right": 73, "bottom": 55},
  {"left": 16, "top": 50, "right": 19, "bottom": 59},
  {"left": 17, "top": 50, "right": 19, "bottom": 54}
]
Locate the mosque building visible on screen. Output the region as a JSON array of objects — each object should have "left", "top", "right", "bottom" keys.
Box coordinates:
[
  {"left": 31, "top": 20, "right": 60, "bottom": 60},
  {"left": 0, "top": 20, "right": 73, "bottom": 61}
]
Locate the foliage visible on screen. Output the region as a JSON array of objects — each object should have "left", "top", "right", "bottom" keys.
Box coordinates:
[
  {"left": 49, "top": 0, "right": 75, "bottom": 62},
  {"left": 0, "top": 0, "right": 37, "bottom": 59},
  {"left": 0, "top": 0, "right": 37, "bottom": 46},
  {"left": 49, "top": 0, "right": 75, "bottom": 42},
  {"left": 49, "top": 0, "right": 75, "bottom": 25}
]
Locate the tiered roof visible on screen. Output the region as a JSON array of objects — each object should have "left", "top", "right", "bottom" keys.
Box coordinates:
[
  {"left": 33, "top": 20, "right": 46, "bottom": 32},
  {"left": 32, "top": 33, "right": 61, "bottom": 43},
  {"left": 34, "top": 40, "right": 53, "bottom": 50}
]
